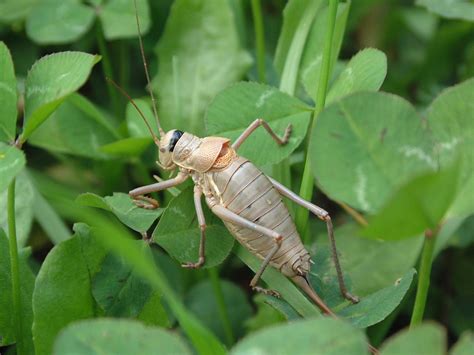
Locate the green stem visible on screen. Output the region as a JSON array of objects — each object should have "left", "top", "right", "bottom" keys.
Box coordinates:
[
  {"left": 8, "top": 179, "right": 23, "bottom": 355},
  {"left": 251, "top": 0, "right": 266, "bottom": 83},
  {"left": 208, "top": 267, "right": 234, "bottom": 346},
  {"left": 410, "top": 229, "right": 437, "bottom": 327},
  {"left": 295, "top": 0, "right": 339, "bottom": 243},
  {"left": 96, "top": 23, "right": 120, "bottom": 119}
]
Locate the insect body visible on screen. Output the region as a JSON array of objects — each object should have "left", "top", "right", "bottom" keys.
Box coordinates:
[
  {"left": 129, "top": 120, "right": 359, "bottom": 313},
  {"left": 123, "top": 0, "right": 359, "bottom": 315}
]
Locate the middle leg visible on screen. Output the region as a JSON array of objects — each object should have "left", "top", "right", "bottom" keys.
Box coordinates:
[{"left": 232, "top": 118, "right": 292, "bottom": 151}]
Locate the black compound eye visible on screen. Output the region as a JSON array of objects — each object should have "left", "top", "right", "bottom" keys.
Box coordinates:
[{"left": 169, "top": 130, "right": 183, "bottom": 152}]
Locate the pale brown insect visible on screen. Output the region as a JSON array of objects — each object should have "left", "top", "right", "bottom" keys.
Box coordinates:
[{"left": 119, "top": 0, "right": 360, "bottom": 317}]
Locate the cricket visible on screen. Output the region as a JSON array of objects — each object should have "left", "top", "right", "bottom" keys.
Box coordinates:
[{"left": 120, "top": 0, "right": 360, "bottom": 319}]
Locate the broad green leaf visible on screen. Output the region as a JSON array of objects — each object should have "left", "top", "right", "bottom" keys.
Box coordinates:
[
  {"left": 274, "top": 0, "right": 324, "bottom": 94},
  {"left": 364, "top": 163, "right": 460, "bottom": 240},
  {"left": 235, "top": 246, "right": 320, "bottom": 318},
  {"left": 185, "top": 280, "right": 252, "bottom": 342},
  {"left": 26, "top": 0, "right": 95, "bottom": 44},
  {"left": 77, "top": 192, "right": 163, "bottom": 232},
  {"left": 53, "top": 318, "right": 191, "bottom": 355},
  {"left": 29, "top": 94, "right": 118, "bottom": 159},
  {"left": 231, "top": 318, "right": 368, "bottom": 355},
  {"left": 137, "top": 291, "right": 171, "bottom": 328},
  {"left": 0, "top": 0, "right": 37, "bottom": 23},
  {"left": 51, "top": 201, "right": 226, "bottom": 355},
  {"left": 0, "top": 143, "right": 25, "bottom": 193},
  {"left": 92, "top": 252, "right": 154, "bottom": 318},
  {"left": 322, "top": 223, "right": 423, "bottom": 296},
  {"left": 32, "top": 224, "right": 107, "bottom": 355},
  {"left": 205, "top": 82, "right": 311, "bottom": 167},
  {"left": 0, "top": 172, "right": 34, "bottom": 246},
  {"left": 326, "top": 48, "right": 387, "bottom": 104},
  {"left": 416, "top": 0, "right": 474, "bottom": 21},
  {"left": 153, "top": 0, "right": 252, "bottom": 135},
  {"left": 0, "top": 42, "right": 17, "bottom": 142},
  {"left": 245, "top": 295, "right": 287, "bottom": 332},
  {"left": 100, "top": 137, "right": 152, "bottom": 157},
  {"left": 33, "top": 191, "right": 71, "bottom": 244},
  {"left": 99, "top": 0, "right": 150, "bottom": 40},
  {"left": 428, "top": 78, "right": 474, "bottom": 218},
  {"left": 300, "top": 2, "right": 350, "bottom": 101},
  {"left": 451, "top": 331, "right": 474, "bottom": 355},
  {"left": 0, "top": 229, "right": 35, "bottom": 353},
  {"left": 153, "top": 186, "right": 234, "bottom": 268},
  {"left": 338, "top": 269, "right": 415, "bottom": 328},
  {"left": 311, "top": 92, "right": 434, "bottom": 213},
  {"left": 126, "top": 99, "right": 159, "bottom": 138},
  {"left": 380, "top": 323, "right": 446, "bottom": 355},
  {"left": 22, "top": 51, "right": 101, "bottom": 141}
]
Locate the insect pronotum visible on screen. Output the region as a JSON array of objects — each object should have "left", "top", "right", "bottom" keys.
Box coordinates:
[{"left": 118, "top": 0, "right": 364, "bottom": 320}]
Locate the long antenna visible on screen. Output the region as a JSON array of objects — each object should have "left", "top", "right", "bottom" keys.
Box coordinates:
[
  {"left": 134, "top": 0, "right": 165, "bottom": 137},
  {"left": 106, "top": 77, "right": 160, "bottom": 145}
]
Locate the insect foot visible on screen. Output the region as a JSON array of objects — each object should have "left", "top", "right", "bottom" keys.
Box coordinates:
[
  {"left": 181, "top": 257, "right": 205, "bottom": 269},
  {"left": 252, "top": 286, "right": 281, "bottom": 298},
  {"left": 344, "top": 291, "right": 360, "bottom": 304},
  {"left": 282, "top": 124, "right": 293, "bottom": 144},
  {"left": 131, "top": 195, "right": 159, "bottom": 210}
]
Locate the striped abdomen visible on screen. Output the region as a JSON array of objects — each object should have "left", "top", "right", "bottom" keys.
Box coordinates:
[{"left": 205, "top": 156, "right": 310, "bottom": 277}]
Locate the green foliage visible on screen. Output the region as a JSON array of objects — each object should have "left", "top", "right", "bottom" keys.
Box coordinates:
[
  {"left": 153, "top": 187, "right": 234, "bottom": 268},
  {"left": 25, "top": 0, "right": 150, "bottom": 44},
  {"left": 380, "top": 323, "right": 446, "bottom": 355},
  {"left": 0, "top": 229, "right": 35, "bottom": 353},
  {"left": 416, "top": 0, "right": 474, "bottom": 21},
  {"left": 0, "top": 1, "right": 473, "bottom": 353},
  {"left": 206, "top": 82, "right": 311, "bottom": 166},
  {"left": 77, "top": 192, "right": 163, "bottom": 232},
  {"left": 53, "top": 318, "right": 191, "bottom": 355},
  {"left": 231, "top": 318, "right": 368, "bottom": 355},
  {"left": 22, "top": 51, "right": 101, "bottom": 142},
  {"left": 153, "top": 0, "right": 252, "bottom": 135},
  {"left": 0, "top": 143, "right": 25, "bottom": 192},
  {"left": 0, "top": 42, "right": 17, "bottom": 142}
]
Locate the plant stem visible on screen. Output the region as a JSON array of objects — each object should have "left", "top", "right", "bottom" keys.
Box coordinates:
[
  {"left": 410, "top": 228, "right": 437, "bottom": 327},
  {"left": 208, "top": 267, "right": 234, "bottom": 346},
  {"left": 251, "top": 0, "right": 266, "bottom": 83},
  {"left": 96, "top": 23, "right": 120, "bottom": 119},
  {"left": 295, "top": 0, "right": 339, "bottom": 243},
  {"left": 8, "top": 179, "right": 24, "bottom": 355}
]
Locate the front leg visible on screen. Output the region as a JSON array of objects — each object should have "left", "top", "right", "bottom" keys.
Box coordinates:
[
  {"left": 129, "top": 171, "right": 188, "bottom": 209},
  {"left": 269, "top": 177, "right": 359, "bottom": 304},
  {"left": 182, "top": 186, "right": 206, "bottom": 269}
]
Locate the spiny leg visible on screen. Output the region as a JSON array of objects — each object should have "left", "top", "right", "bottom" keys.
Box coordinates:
[
  {"left": 211, "top": 204, "right": 282, "bottom": 297},
  {"left": 182, "top": 186, "right": 206, "bottom": 269},
  {"left": 129, "top": 171, "right": 189, "bottom": 210},
  {"left": 269, "top": 177, "right": 359, "bottom": 304},
  {"left": 232, "top": 118, "right": 292, "bottom": 151}
]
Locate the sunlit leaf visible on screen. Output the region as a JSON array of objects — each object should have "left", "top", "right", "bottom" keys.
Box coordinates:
[
  {"left": 311, "top": 92, "right": 434, "bottom": 213},
  {"left": 22, "top": 51, "right": 101, "bottom": 141},
  {"left": 0, "top": 42, "right": 17, "bottom": 142},
  {"left": 416, "top": 0, "right": 474, "bottom": 21},
  {"left": 326, "top": 48, "right": 387, "bottom": 104},
  {"left": 380, "top": 323, "right": 446, "bottom": 355},
  {"left": 231, "top": 318, "right": 368, "bottom": 355},
  {"left": 53, "top": 318, "right": 191, "bottom": 355}
]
